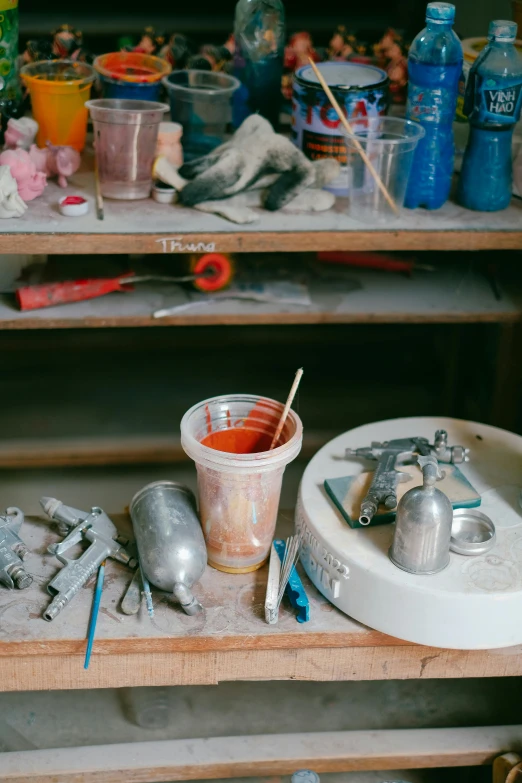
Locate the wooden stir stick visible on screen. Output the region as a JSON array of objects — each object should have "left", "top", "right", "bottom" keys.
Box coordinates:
[
  {"left": 269, "top": 367, "right": 303, "bottom": 450},
  {"left": 307, "top": 58, "right": 399, "bottom": 216}
]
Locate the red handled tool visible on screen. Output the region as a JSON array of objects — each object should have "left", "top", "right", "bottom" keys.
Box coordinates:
[
  {"left": 15, "top": 253, "right": 234, "bottom": 311},
  {"left": 317, "top": 251, "right": 434, "bottom": 274}
]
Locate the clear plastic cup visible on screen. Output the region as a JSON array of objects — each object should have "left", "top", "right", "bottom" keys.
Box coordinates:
[
  {"left": 181, "top": 394, "right": 303, "bottom": 573},
  {"left": 162, "top": 70, "right": 240, "bottom": 160},
  {"left": 21, "top": 60, "right": 96, "bottom": 151},
  {"left": 344, "top": 116, "right": 425, "bottom": 224},
  {"left": 86, "top": 98, "right": 169, "bottom": 199}
]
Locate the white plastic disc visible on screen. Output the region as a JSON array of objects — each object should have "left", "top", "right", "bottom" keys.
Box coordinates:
[{"left": 296, "top": 417, "right": 522, "bottom": 649}]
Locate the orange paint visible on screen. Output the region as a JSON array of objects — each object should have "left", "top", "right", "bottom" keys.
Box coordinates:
[{"left": 201, "top": 427, "right": 273, "bottom": 454}]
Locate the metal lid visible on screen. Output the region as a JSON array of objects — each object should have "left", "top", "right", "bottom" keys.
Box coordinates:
[
  {"left": 295, "top": 61, "right": 388, "bottom": 90},
  {"left": 426, "top": 2, "right": 455, "bottom": 22},
  {"left": 488, "top": 20, "right": 518, "bottom": 42},
  {"left": 450, "top": 508, "right": 496, "bottom": 556}
]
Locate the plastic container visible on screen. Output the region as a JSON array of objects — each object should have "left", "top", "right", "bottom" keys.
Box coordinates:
[
  {"left": 344, "top": 117, "right": 425, "bottom": 224},
  {"left": 21, "top": 60, "right": 96, "bottom": 151},
  {"left": 181, "top": 394, "right": 303, "bottom": 573},
  {"left": 457, "top": 20, "right": 522, "bottom": 212},
  {"left": 292, "top": 62, "right": 389, "bottom": 196},
  {"left": 86, "top": 98, "right": 168, "bottom": 200},
  {"left": 404, "top": 3, "right": 463, "bottom": 210},
  {"left": 155, "top": 121, "right": 183, "bottom": 166},
  {"left": 94, "top": 52, "right": 171, "bottom": 101},
  {"left": 0, "top": 0, "right": 23, "bottom": 119},
  {"left": 163, "top": 70, "right": 240, "bottom": 160}
]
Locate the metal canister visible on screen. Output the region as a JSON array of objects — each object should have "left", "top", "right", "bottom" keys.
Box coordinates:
[
  {"left": 389, "top": 456, "right": 453, "bottom": 575},
  {"left": 129, "top": 481, "right": 207, "bottom": 615},
  {"left": 292, "top": 61, "right": 389, "bottom": 196}
]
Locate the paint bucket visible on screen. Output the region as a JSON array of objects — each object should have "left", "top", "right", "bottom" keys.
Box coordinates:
[
  {"left": 86, "top": 98, "right": 169, "bottom": 199},
  {"left": 163, "top": 70, "right": 240, "bottom": 160},
  {"left": 292, "top": 61, "right": 389, "bottom": 196},
  {"left": 181, "top": 394, "right": 303, "bottom": 573},
  {"left": 21, "top": 60, "right": 96, "bottom": 151},
  {"left": 94, "top": 52, "right": 171, "bottom": 101}
]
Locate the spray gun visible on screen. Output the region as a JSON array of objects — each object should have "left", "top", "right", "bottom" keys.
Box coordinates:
[
  {"left": 345, "top": 429, "right": 469, "bottom": 526},
  {"left": 41, "top": 497, "right": 137, "bottom": 621},
  {"left": 0, "top": 507, "right": 32, "bottom": 590}
]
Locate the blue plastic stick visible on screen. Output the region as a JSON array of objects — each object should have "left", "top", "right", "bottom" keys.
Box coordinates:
[
  {"left": 273, "top": 539, "right": 310, "bottom": 623},
  {"left": 84, "top": 561, "right": 106, "bottom": 670},
  {"left": 140, "top": 566, "right": 154, "bottom": 618}
]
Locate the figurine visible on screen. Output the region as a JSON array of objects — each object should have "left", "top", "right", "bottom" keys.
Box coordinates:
[
  {"left": 51, "top": 24, "right": 83, "bottom": 59},
  {"left": 0, "top": 149, "right": 47, "bottom": 201},
  {"left": 159, "top": 33, "right": 193, "bottom": 68},
  {"left": 134, "top": 26, "right": 166, "bottom": 56},
  {"left": 0, "top": 166, "right": 27, "bottom": 218},
  {"left": 385, "top": 38, "right": 408, "bottom": 104},
  {"left": 21, "top": 38, "right": 55, "bottom": 66},
  {"left": 199, "top": 44, "right": 232, "bottom": 72},
  {"left": 282, "top": 32, "right": 319, "bottom": 101},
  {"left": 29, "top": 143, "right": 81, "bottom": 188},
  {"left": 4, "top": 118, "right": 39, "bottom": 151},
  {"left": 327, "top": 25, "right": 356, "bottom": 60},
  {"left": 374, "top": 27, "right": 402, "bottom": 68},
  {"left": 284, "top": 32, "right": 318, "bottom": 71}
]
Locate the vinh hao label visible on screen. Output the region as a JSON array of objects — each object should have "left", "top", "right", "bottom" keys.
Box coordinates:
[
  {"left": 292, "top": 61, "right": 389, "bottom": 196},
  {"left": 483, "top": 83, "right": 522, "bottom": 118}
]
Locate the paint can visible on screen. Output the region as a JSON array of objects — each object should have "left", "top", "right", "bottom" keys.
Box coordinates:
[{"left": 292, "top": 61, "right": 389, "bottom": 195}]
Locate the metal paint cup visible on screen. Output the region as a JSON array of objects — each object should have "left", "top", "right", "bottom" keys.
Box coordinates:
[{"left": 292, "top": 61, "right": 389, "bottom": 196}]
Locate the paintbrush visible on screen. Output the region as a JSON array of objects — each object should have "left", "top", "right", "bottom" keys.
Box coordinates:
[
  {"left": 84, "top": 560, "right": 106, "bottom": 669},
  {"left": 269, "top": 368, "right": 303, "bottom": 450},
  {"left": 307, "top": 58, "right": 399, "bottom": 216},
  {"left": 94, "top": 159, "right": 104, "bottom": 221}
]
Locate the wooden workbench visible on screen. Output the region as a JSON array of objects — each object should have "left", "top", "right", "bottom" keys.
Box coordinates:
[
  {"left": 2, "top": 510, "right": 522, "bottom": 693},
  {"left": 0, "top": 155, "right": 521, "bottom": 255}
]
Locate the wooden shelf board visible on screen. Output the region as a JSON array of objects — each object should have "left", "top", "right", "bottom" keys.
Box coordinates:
[
  {"left": 0, "top": 156, "right": 520, "bottom": 254},
  {"left": 0, "top": 265, "right": 518, "bottom": 329},
  {"left": 2, "top": 510, "right": 522, "bottom": 691},
  {"left": 4, "top": 726, "right": 522, "bottom": 783}
]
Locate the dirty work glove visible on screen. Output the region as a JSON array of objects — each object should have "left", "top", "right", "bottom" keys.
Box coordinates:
[{"left": 178, "top": 114, "right": 339, "bottom": 211}]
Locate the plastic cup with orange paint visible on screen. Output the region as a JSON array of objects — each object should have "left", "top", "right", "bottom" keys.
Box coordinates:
[
  {"left": 21, "top": 60, "right": 96, "bottom": 152},
  {"left": 181, "top": 394, "right": 303, "bottom": 573}
]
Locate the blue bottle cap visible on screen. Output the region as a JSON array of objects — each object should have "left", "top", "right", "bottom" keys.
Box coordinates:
[
  {"left": 426, "top": 2, "right": 456, "bottom": 21},
  {"left": 488, "top": 20, "right": 518, "bottom": 42}
]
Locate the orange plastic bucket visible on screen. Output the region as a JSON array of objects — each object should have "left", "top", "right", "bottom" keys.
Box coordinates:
[{"left": 21, "top": 60, "right": 96, "bottom": 151}]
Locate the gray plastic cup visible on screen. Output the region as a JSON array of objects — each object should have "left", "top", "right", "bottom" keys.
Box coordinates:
[
  {"left": 162, "top": 70, "right": 240, "bottom": 160},
  {"left": 86, "top": 98, "right": 169, "bottom": 199},
  {"left": 343, "top": 116, "right": 425, "bottom": 223}
]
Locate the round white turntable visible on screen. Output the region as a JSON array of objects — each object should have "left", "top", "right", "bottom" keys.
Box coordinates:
[{"left": 296, "top": 417, "right": 522, "bottom": 649}]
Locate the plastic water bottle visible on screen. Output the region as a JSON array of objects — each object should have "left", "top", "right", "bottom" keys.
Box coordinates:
[
  {"left": 233, "top": 0, "right": 285, "bottom": 129},
  {"left": 404, "top": 2, "right": 463, "bottom": 209},
  {"left": 0, "top": 0, "right": 23, "bottom": 129},
  {"left": 457, "top": 20, "right": 522, "bottom": 211}
]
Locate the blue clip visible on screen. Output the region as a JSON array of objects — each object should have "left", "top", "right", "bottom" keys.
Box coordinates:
[{"left": 273, "top": 539, "right": 310, "bottom": 623}]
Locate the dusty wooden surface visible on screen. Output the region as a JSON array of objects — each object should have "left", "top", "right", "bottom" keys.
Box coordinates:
[
  {"left": 0, "top": 152, "right": 520, "bottom": 254},
  {"left": 0, "top": 264, "right": 519, "bottom": 329},
  {"left": 1, "top": 511, "right": 522, "bottom": 690},
  {"left": 3, "top": 726, "right": 522, "bottom": 783}
]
